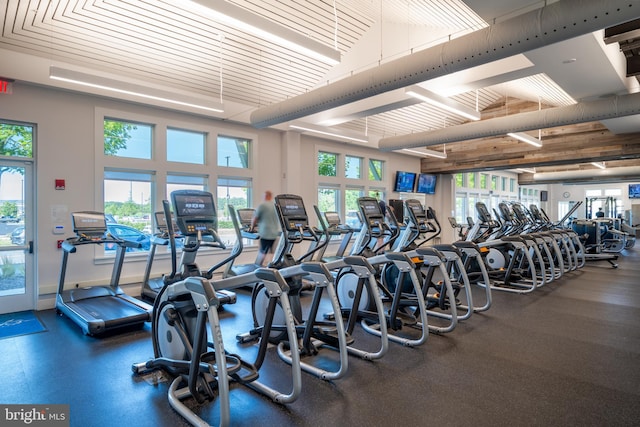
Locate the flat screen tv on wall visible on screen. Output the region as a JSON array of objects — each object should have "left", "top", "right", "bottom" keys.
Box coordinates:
[
  {"left": 629, "top": 184, "right": 640, "bottom": 199},
  {"left": 416, "top": 173, "right": 437, "bottom": 194},
  {"left": 394, "top": 171, "right": 416, "bottom": 193}
]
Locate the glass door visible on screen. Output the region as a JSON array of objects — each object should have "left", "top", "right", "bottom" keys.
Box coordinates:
[{"left": 0, "top": 122, "right": 35, "bottom": 314}]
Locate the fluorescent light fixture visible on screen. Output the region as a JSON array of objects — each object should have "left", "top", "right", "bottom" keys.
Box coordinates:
[
  {"left": 516, "top": 168, "right": 536, "bottom": 174},
  {"left": 289, "top": 123, "right": 369, "bottom": 143},
  {"left": 188, "top": 0, "right": 340, "bottom": 65},
  {"left": 49, "top": 67, "right": 224, "bottom": 113},
  {"left": 591, "top": 162, "right": 606, "bottom": 169},
  {"left": 405, "top": 85, "right": 481, "bottom": 121},
  {"left": 401, "top": 148, "right": 447, "bottom": 159},
  {"left": 507, "top": 132, "right": 543, "bottom": 148}
]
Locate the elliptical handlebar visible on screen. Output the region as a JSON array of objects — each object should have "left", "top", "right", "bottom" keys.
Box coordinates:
[{"left": 162, "top": 199, "right": 177, "bottom": 283}]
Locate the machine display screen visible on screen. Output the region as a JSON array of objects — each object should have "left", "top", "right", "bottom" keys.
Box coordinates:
[
  {"left": 324, "top": 212, "right": 340, "bottom": 226},
  {"left": 155, "top": 211, "right": 178, "bottom": 232},
  {"left": 360, "top": 199, "right": 381, "bottom": 216},
  {"left": 72, "top": 211, "right": 107, "bottom": 233},
  {"left": 475, "top": 202, "right": 492, "bottom": 222},
  {"left": 173, "top": 192, "right": 216, "bottom": 218},
  {"left": 278, "top": 197, "right": 307, "bottom": 218},
  {"left": 406, "top": 199, "right": 424, "bottom": 214},
  {"left": 237, "top": 209, "right": 255, "bottom": 226}
]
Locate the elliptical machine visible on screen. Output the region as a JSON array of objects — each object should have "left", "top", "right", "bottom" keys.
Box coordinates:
[
  {"left": 133, "top": 193, "right": 306, "bottom": 427},
  {"left": 140, "top": 194, "right": 236, "bottom": 305}
]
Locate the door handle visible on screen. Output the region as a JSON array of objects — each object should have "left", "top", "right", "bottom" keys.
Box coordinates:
[{"left": 28, "top": 240, "right": 33, "bottom": 254}]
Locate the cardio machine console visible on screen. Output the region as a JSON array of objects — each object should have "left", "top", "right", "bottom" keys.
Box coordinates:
[
  {"left": 275, "top": 195, "right": 309, "bottom": 231},
  {"left": 154, "top": 211, "right": 179, "bottom": 235},
  {"left": 358, "top": 197, "right": 385, "bottom": 230},
  {"left": 405, "top": 199, "right": 426, "bottom": 220},
  {"left": 170, "top": 190, "right": 217, "bottom": 237},
  {"left": 475, "top": 202, "right": 493, "bottom": 224},
  {"left": 71, "top": 211, "right": 108, "bottom": 240}
]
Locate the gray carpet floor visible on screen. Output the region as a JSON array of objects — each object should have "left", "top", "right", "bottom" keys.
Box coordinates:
[{"left": 1, "top": 248, "right": 638, "bottom": 426}]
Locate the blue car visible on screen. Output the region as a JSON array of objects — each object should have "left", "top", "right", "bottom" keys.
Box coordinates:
[
  {"left": 105, "top": 224, "right": 151, "bottom": 252},
  {"left": 10, "top": 226, "right": 25, "bottom": 245}
]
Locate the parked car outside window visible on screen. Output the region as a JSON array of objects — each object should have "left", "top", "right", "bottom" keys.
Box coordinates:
[
  {"left": 10, "top": 226, "right": 25, "bottom": 245},
  {"left": 105, "top": 224, "right": 151, "bottom": 252}
]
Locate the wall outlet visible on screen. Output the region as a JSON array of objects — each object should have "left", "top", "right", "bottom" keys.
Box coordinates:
[{"left": 57, "top": 240, "right": 64, "bottom": 249}]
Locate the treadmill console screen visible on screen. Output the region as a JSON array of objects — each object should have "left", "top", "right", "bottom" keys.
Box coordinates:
[
  {"left": 237, "top": 208, "right": 255, "bottom": 228},
  {"left": 71, "top": 211, "right": 107, "bottom": 237},
  {"left": 171, "top": 190, "right": 217, "bottom": 236},
  {"left": 324, "top": 212, "right": 341, "bottom": 227},
  {"left": 154, "top": 211, "right": 178, "bottom": 234}
]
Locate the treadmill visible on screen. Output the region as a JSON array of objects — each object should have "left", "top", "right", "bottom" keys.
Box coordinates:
[
  {"left": 56, "top": 211, "right": 152, "bottom": 335},
  {"left": 222, "top": 208, "right": 262, "bottom": 278},
  {"left": 140, "top": 211, "right": 182, "bottom": 302}
]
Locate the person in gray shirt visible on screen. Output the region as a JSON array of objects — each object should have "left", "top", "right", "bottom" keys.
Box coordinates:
[{"left": 251, "top": 190, "right": 280, "bottom": 266}]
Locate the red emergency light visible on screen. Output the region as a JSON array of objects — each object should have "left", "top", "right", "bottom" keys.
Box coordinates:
[{"left": 0, "top": 78, "right": 14, "bottom": 94}]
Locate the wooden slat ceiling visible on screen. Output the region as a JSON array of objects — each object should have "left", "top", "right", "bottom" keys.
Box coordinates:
[
  {"left": 419, "top": 98, "right": 640, "bottom": 182},
  {"left": 1, "top": 0, "right": 639, "bottom": 183}
]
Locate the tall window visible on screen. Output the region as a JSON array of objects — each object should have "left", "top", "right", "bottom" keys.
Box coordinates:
[
  {"left": 318, "top": 151, "right": 338, "bottom": 176},
  {"left": 491, "top": 176, "right": 498, "bottom": 190},
  {"left": 345, "top": 155, "right": 362, "bottom": 179},
  {"left": 369, "top": 159, "right": 384, "bottom": 181},
  {"left": 455, "top": 173, "right": 464, "bottom": 188},
  {"left": 103, "top": 170, "right": 153, "bottom": 252},
  {"left": 218, "top": 135, "right": 250, "bottom": 168},
  {"left": 468, "top": 173, "right": 476, "bottom": 189},
  {"left": 455, "top": 194, "right": 466, "bottom": 223},
  {"left": 167, "top": 128, "right": 205, "bottom": 164},
  {"left": 345, "top": 187, "right": 364, "bottom": 219},
  {"left": 467, "top": 194, "right": 479, "bottom": 223},
  {"left": 0, "top": 122, "right": 32, "bottom": 222},
  {"left": 104, "top": 119, "right": 152, "bottom": 159},
  {"left": 166, "top": 174, "right": 207, "bottom": 198},
  {"left": 217, "top": 177, "right": 252, "bottom": 246},
  {"left": 318, "top": 186, "right": 339, "bottom": 214},
  {"left": 480, "top": 173, "right": 488, "bottom": 190}
]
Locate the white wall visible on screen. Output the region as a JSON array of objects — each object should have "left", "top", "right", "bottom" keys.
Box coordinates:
[{"left": 0, "top": 82, "right": 429, "bottom": 308}]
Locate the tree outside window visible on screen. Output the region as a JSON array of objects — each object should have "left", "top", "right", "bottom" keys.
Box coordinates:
[
  {"left": 104, "top": 119, "right": 152, "bottom": 159},
  {"left": 455, "top": 173, "right": 464, "bottom": 188},
  {"left": 368, "top": 159, "right": 383, "bottom": 181},
  {"left": 318, "top": 187, "right": 339, "bottom": 213},
  {"left": 318, "top": 151, "right": 337, "bottom": 176},
  {"left": 480, "top": 173, "right": 488, "bottom": 189},
  {"left": 468, "top": 173, "right": 476, "bottom": 189}
]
